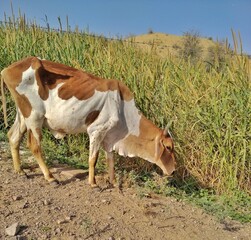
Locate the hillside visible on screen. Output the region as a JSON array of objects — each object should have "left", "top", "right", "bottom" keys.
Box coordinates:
[{"left": 127, "top": 32, "right": 217, "bottom": 59}]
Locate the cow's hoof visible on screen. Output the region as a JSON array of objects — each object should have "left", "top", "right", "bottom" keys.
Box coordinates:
[
  {"left": 90, "top": 183, "right": 99, "bottom": 188},
  {"left": 49, "top": 179, "right": 59, "bottom": 186},
  {"left": 16, "top": 170, "right": 28, "bottom": 178}
]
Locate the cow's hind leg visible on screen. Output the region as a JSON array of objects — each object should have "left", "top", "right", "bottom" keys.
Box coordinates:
[
  {"left": 27, "top": 129, "right": 57, "bottom": 183},
  {"left": 8, "top": 113, "right": 27, "bottom": 175}
]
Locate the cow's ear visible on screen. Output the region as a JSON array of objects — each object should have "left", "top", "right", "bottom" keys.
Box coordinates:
[{"left": 154, "top": 134, "right": 164, "bottom": 162}]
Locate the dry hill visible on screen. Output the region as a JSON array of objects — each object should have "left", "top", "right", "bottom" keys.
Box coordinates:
[{"left": 127, "top": 32, "right": 216, "bottom": 59}]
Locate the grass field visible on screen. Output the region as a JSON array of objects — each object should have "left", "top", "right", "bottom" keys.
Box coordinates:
[{"left": 0, "top": 15, "right": 250, "bottom": 222}]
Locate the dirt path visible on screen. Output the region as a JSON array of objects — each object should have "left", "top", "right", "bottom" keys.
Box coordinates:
[{"left": 1, "top": 142, "right": 251, "bottom": 240}]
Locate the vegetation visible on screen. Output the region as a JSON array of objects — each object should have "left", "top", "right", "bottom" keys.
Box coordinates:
[
  {"left": 0, "top": 14, "right": 250, "bottom": 223},
  {"left": 178, "top": 30, "right": 203, "bottom": 63},
  {"left": 206, "top": 40, "right": 233, "bottom": 71}
]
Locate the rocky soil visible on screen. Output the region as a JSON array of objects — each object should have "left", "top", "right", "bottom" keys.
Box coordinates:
[{"left": 1, "top": 141, "right": 251, "bottom": 240}]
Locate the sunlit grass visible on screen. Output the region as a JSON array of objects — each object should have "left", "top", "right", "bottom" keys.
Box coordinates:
[{"left": 0, "top": 14, "right": 250, "bottom": 201}]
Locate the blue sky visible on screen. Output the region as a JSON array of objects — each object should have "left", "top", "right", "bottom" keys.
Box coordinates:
[{"left": 1, "top": 0, "right": 251, "bottom": 54}]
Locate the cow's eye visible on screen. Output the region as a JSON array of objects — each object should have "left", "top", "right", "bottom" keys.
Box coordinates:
[{"left": 166, "top": 146, "right": 172, "bottom": 151}]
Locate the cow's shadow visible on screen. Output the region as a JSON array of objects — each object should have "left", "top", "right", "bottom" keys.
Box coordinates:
[{"left": 21, "top": 164, "right": 89, "bottom": 186}]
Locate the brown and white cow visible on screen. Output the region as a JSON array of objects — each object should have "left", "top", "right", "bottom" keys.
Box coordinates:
[{"left": 1, "top": 57, "right": 176, "bottom": 186}]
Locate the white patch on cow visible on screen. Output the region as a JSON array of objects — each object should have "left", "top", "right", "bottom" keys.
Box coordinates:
[
  {"left": 44, "top": 85, "right": 120, "bottom": 135},
  {"left": 123, "top": 99, "right": 141, "bottom": 136},
  {"left": 16, "top": 66, "right": 45, "bottom": 141}
]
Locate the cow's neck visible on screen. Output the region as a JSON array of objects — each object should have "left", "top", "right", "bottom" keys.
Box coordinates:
[{"left": 115, "top": 115, "right": 161, "bottom": 163}]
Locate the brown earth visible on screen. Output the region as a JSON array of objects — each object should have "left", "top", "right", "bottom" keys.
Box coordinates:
[{"left": 0, "top": 141, "right": 251, "bottom": 240}]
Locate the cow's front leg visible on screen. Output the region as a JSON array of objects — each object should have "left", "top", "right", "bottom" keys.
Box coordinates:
[
  {"left": 88, "top": 151, "right": 99, "bottom": 187},
  {"left": 105, "top": 152, "right": 115, "bottom": 186},
  {"left": 87, "top": 114, "right": 119, "bottom": 187}
]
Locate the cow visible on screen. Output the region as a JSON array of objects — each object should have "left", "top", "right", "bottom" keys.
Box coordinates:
[{"left": 1, "top": 57, "right": 176, "bottom": 187}]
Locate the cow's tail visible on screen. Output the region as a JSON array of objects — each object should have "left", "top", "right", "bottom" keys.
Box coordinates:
[{"left": 0, "top": 70, "right": 8, "bottom": 128}]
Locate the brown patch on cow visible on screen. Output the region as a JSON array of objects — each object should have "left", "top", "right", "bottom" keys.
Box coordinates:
[
  {"left": 27, "top": 129, "right": 41, "bottom": 154},
  {"left": 31, "top": 58, "right": 49, "bottom": 101},
  {"left": 2, "top": 58, "right": 34, "bottom": 118},
  {"left": 57, "top": 128, "right": 66, "bottom": 134},
  {"left": 85, "top": 111, "right": 100, "bottom": 126},
  {"left": 118, "top": 81, "right": 133, "bottom": 101},
  {"left": 35, "top": 127, "right": 42, "bottom": 142},
  {"left": 2, "top": 57, "right": 34, "bottom": 89},
  {"left": 35, "top": 58, "right": 134, "bottom": 101},
  {"left": 16, "top": 93, "right": 32, "bottom": 118}
]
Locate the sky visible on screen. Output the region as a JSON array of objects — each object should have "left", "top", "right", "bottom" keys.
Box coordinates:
[{"left": 1, "top": 0, "right": 251, "bottom": 54}]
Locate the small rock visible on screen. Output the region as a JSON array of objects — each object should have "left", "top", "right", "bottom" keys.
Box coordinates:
[
  {"left": 13, "top": 196, "right": 22, "bottom": 201},
  {"left": 65, "top": 216, "right": 71, "bottom": 221},
  {"left": 22, "top": 201, "right": 29, "bottom": 209},
  {"left": 102, "top": 199, "right": 110, "bottom": 204},
  {"left": 55, "top": 228, "right": 61, "bottom": 234},
  {"left": 107, "top": 215, "right": 114, "bottom": 220},
  {"left": 57, "top": 219, "right": 68, "bottom": 224},
  {"left": 5, "top": 222, "right": 21, "bottom": 236},
  {"left": 108, "top": 237, "right": 115, "bottom": 240},
  {"left": 43, "top": 199, "right": 51, "bottom": 206}
]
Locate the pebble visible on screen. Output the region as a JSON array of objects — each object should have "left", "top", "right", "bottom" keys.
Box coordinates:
[
  {"left": 107, "top": 215, "right": 114, "bottom": 220},
  {"left": 57, "top": 219, "right": 68, "bottom": 224},
  {"left": 12, "top": 196, "right": 22, "bottom": 201},
  {"left": 55, "top": 227, "right": 62, "bottom": 234},
  {"left": 5, "top": 222, "right": 21, "bottom": 236},
  {"left": 43, "top": 199, "right": 51, "bottom": 206},
  {"left": 102, "top": 199, "right": 111, "bottom": 204},
  {"left": 22, "top": 201, "right": 29, "bottom": 209}
]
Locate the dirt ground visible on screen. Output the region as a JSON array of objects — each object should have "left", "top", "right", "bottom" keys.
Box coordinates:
[{"left": 1, "top": 141, "right": 251, "bottom": 240}]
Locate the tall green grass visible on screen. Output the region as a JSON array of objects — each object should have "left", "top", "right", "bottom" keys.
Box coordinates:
[{"left": 0, "top": 15, "right": 250, "bottom": 197}]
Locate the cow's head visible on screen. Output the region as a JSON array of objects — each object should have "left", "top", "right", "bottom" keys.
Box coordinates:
[{"left": 154, "top": 128, "right": 176, "bottom": 176}]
